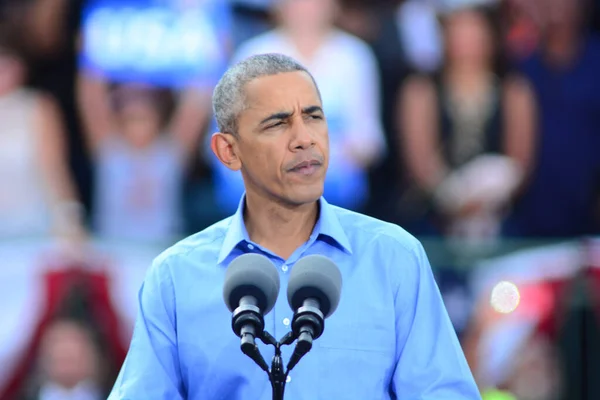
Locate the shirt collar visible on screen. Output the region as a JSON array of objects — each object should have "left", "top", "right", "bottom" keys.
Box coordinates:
[{"left": 217, "top": 195, "right": 352, "bottom": 265}]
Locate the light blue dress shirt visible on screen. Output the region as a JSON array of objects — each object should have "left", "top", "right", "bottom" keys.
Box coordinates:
[{"left": 109, "top": 197, "right": 481, "bottom": 399}]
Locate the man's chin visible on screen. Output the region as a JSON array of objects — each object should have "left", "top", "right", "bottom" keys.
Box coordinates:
[{"left": 284, "top": 186, "right": 324, "bottom": 207}]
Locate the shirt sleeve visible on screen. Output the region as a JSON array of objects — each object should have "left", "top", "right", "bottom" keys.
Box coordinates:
[
  {"left": 108, "top": 258, "right": 185, "bottom": 399},
  {"left": 391, "top": 242, "right": 482, "bottom": 399}
]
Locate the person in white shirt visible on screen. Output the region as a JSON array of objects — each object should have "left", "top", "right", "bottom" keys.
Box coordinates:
[
  {"left": 0, "top": 33, "right": 85, "bottom": 242},
  {"left": 81, "top": 83, "right": 204, "bottom": 244},
  {"left": 211, "top": 0, "right": 386, "bottom": 214}
]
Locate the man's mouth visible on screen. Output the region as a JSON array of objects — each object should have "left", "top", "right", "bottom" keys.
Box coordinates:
[{"left": 289, "top": 160, "right": 322, "bottom": 176}]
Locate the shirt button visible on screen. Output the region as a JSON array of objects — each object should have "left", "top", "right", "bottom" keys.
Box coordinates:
[
  {"left": 282, "top": 265, "right": 288, "bottom": 272},
  {"left": 247, "top": 243, "right": 254, "bottom": 250},
  {"left": 283, "top": 318, "right": 290, "bottom": 326},
  {"left": 286, "top": 375, "right": 292, "bottom": 383}
]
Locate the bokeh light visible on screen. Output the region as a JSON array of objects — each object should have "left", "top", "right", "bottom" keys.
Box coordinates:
[{"left": 490, "top": 281, "right": 521, "bottom": 314}]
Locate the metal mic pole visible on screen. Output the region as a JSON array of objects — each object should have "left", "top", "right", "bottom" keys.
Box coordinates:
[
  {"left": 259, "top": 330, "right": 313, "bottom": 400},
  {"left": 260, "top": 331, "right": 287, "bottom": 400},
  {"left": 270, "top": 342, "right": 286, "bottom": 400}
]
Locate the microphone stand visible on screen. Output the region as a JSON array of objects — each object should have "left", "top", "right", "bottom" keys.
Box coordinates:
[
  {"left": 258, "top": 331, "right": 294, "bottom": 400},
  {"left": 233, "top": 303, "right": 324, "bottom": 399},
  {"left": 237, "top": 330, "right": 311, "bottom": 400}
]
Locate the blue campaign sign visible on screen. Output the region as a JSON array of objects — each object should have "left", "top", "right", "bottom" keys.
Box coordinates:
[{"left": 79, "top": 0, "right": 232, "bottom": 87}]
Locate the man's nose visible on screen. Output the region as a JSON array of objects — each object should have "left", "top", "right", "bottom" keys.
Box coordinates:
[{"left": 290, "top": 122, "right": 315, "bottom": 150}]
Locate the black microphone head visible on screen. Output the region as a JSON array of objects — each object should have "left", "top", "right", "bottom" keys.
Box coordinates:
[
  {"left": 287, "top": 255, "right": 342, "bottom": 318},
  {"left": 223, "top": 253, "right": 280, "bottom": 315}
]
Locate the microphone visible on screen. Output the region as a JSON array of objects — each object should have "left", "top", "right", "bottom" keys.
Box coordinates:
[
  {"left": 285, "top": 255, "right": 342, "bottom": 371},
  {"left": 223, "top": 253, "right": 280, "bottom": 372}
]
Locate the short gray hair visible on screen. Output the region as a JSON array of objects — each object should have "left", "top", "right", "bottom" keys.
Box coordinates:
[{"left": 212, "top": 53, "right": 321, "bottom": 135}]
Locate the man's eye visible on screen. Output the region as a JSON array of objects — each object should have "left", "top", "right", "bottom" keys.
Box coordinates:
[
  {"left": 267, "top": 121, "right": 284, "bottom": 129},
  {"left": 310, "top": 115, "right": 323, "bottom": 120}
]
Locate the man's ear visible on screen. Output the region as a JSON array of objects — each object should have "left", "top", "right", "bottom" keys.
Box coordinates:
[{"left": 211, "top": 132, "right": 242, "bottom": 171}]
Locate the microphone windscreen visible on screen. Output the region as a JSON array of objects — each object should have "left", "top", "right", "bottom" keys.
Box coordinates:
[
  {"left": 223, "top": 253, "right": 280, "bottom": 315},
  {"left": 287, "top": 255, "right": 342, "bottom": 318}
]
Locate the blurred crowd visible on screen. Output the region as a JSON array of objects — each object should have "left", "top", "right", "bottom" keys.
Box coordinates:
[
  {"left": 1, "top": 0, "right": 600, "bottom": 399},
  {"left": 2, "top": 0, "right": 600, "bottom": 244}
]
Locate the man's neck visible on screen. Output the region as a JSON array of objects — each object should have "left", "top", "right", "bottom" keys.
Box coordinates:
[{"left": 244, "top": 194, "right": 319, "bottom": 260}]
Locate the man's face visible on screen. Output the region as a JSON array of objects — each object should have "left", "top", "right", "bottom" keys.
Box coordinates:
[{"left": 217, "top": 71, "right": 329, "bottom": 206}]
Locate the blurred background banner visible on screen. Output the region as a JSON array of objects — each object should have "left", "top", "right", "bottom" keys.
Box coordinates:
[{"left": 79, "top": 0, "right": 231, "bottom": 87}]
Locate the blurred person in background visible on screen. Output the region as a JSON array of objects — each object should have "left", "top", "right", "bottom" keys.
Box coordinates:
[
  {"left": 0, "top": 30, "right": 86, "bottom": 243},
  {"left": 211, "top": 0, "right": 386, "bottom": 214},
  {"left": 77, "top": 0, "right": 232, "bottom": 237},
  {"left": 230, "top": 0, "right": 275, "bottom": 48},
  {"left": 503, "top": 0, "right": 600, "bottom": 238},
  {"left": 0, "top": 0, "right": 94, "bottom": 219},
  {"left": 502, "top": 0, "right": 542, "bottom": 62},
  {"left": 79, "top": 83, "right": 203, "bottom": 244},
  {"left": 398, "top": 4, "right": 536, "bottom": 240},
  {"left": 77, "top": 0, "right": 230, "bottom": 237},
  {"left": 360, "top": 0, "right": 442, "bottom": 227},
  {"left": 23, "top": 319, "right": 106, "bottom": 400},
  {"left": 389, "top": 0, "right": 444, "bottom": 73}
]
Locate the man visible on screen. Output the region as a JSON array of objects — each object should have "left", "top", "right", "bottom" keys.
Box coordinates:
[
  {"left": 211, "top": 0, "right": 385, "bottom": 214},
  {"left": 109, "top": 53, "right": 481, "bottom": 399}
]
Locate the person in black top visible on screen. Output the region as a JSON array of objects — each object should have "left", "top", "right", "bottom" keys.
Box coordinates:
[{"left": 397, "top": 4, "right": 537, "bottom": 240}]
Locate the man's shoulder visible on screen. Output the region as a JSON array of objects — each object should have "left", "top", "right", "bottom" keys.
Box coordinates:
[
  {"left": 331, "top": 205, "right": 420, "bottom": 254},
  {"left": 153, "top": 217, "right": 233, "bottom": 265}
]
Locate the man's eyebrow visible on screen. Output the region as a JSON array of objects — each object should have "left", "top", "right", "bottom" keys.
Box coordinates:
[
  {"left": 258, "top": 106, "right": 323, "bottom": 126},
  {"left": 302, "top": 105, "right": 323, "bottom": 115},
  {"left": 259, "top": 111, "right": 293, "bottom": 125}
]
